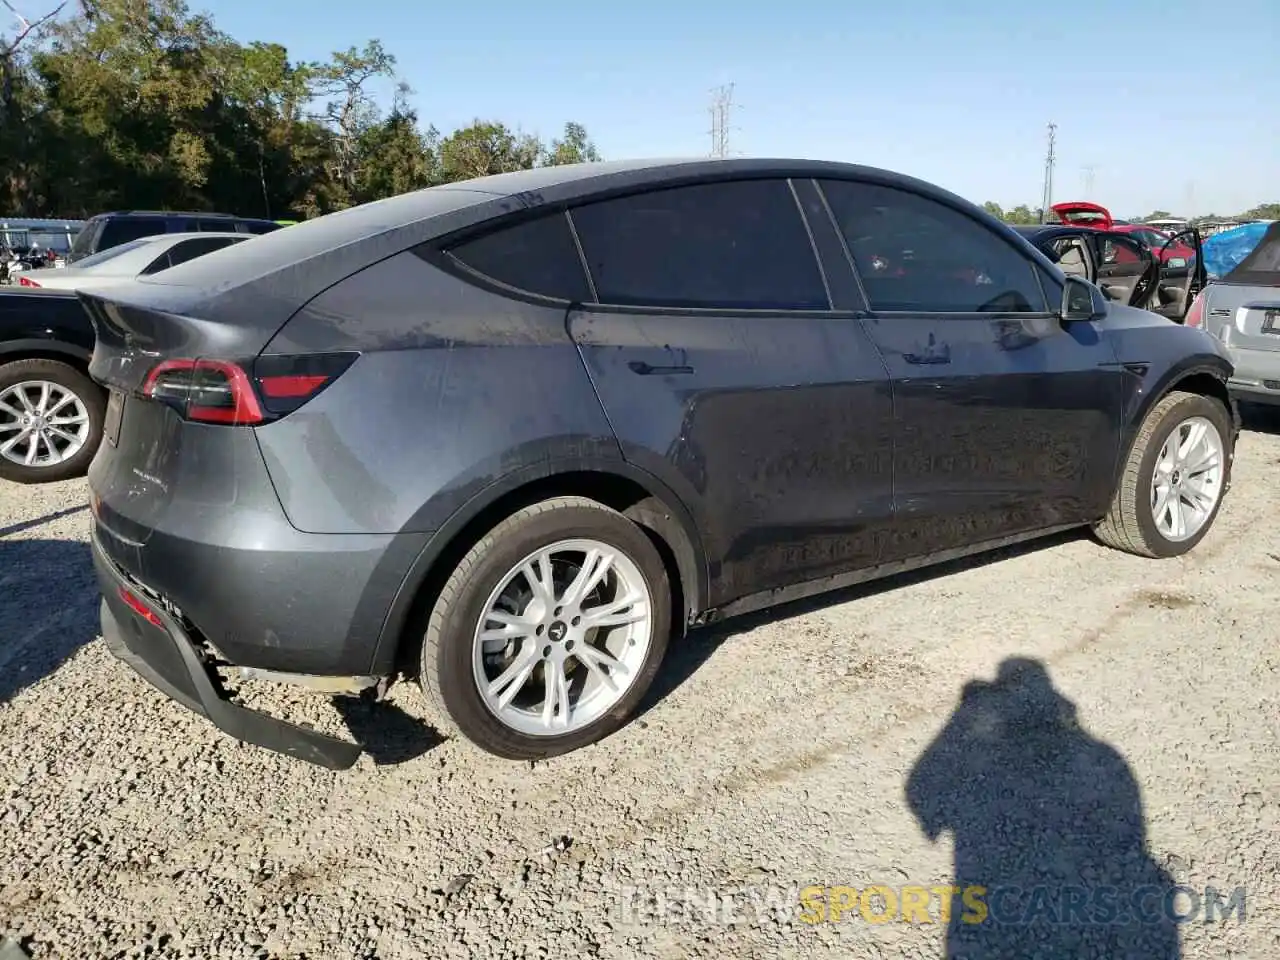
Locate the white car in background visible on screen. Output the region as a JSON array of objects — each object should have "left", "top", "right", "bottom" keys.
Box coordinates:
[{"left": 16, "top": 232, "right": 250, "bottom": 290}]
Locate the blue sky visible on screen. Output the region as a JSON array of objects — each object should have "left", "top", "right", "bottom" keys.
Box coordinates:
[{"left": 204, "top": 0, "right": 1279, "bottom": 218}]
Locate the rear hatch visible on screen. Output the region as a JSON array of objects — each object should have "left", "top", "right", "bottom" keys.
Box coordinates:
[
  {"left": 78, "top": 185, "right": 501, "bottom": 542},
  {"left": 80, "top": 285, "right": 343, "bottom": 545},
  {"left": 1205, "top": 286, "right": 1280, "bottom": 356},
  {"left": 1051, "top": 201, "right": 1114, "bottom": 230}
]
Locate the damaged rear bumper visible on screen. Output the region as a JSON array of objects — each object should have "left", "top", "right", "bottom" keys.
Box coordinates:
[{"left": 92, "top": 532, "right": 364, "bottom": 770}]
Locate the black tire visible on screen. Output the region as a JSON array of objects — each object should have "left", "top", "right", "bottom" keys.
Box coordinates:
[
  {"left": 0, "top": 358, "right": 106, "bottom": 485},
  {"left": 1093, "top": 390, "right": 1234, "bottom": 558},
  {"left": 420, "top": 495, "right": 672, "bottom": 760}
]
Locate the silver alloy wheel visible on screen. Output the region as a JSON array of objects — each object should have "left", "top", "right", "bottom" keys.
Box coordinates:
[
  {"left": 0, "top": 380, "right": 92, "bottom": 468},
  {"left": 472, "top": 538, "right": 653, "bottom": 737},
  {"left": 1150, "top": 415, "right": 1225, "bottom": 542}
]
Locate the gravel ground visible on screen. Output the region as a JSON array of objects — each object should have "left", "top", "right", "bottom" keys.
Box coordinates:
[{"left": 2, "top": 416, "right": 1280, "bottom": 959}]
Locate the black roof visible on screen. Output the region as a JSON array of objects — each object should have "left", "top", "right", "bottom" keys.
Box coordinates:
[{"left": 98, "top": 157, "right": 1053, "bottom": 330}]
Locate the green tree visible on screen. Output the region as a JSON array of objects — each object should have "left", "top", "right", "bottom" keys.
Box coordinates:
[
  {"left": 310, "top": 39, "right": 395, "bottom": 205},
  {"left": 1005, "top": 204, "right": 1039, "bottom": 225},
  {"left": 1240, "top": 202, "right": 1280, "bottom": 221},
  {"left": 350, "top": 85, "right": 440, "bottom": 205},
  {"left": 981, "top": 201, "right": 1004, "bottom": 220},
  {"left": 0, "top": 0, "right": 603, "bottom": 218},
  {"left": 544, "top": 121, "right": 600, "bottom": 166},
  {"left": 439, "top": 119, "right": 541, "bottom": 182}
]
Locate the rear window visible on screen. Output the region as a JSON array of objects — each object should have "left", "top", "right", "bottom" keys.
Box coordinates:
[
  {"left": 70, "top": 236, "right": 162, "bottom": 270},
  {"left": 98, "top": 217, "right": 167, "bottom": 251},
  {"left": 139, "top": 187, "right": 493, "bottom": 288}
]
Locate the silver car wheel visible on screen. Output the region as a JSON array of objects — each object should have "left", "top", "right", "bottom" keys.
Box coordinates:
[
  {"left": 1150, "top": 415, "right": 1225, "bottom": 543},
  {"left": 472, "top": 538, "right": 653, "bottom": 737},
  {"left": 0, "top": 380, "right": 92, "bottom": 468}
]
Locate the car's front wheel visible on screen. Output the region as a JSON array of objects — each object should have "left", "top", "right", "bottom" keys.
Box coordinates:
[
  {"left": 421, "top": 496, "right": 672, "bottom": 759},
  {"left": 1094, "top": 389, "right": 1233, "bottom": 558},
  {"left": 0, "top": 358, "right": 105, "bottom": 484}
]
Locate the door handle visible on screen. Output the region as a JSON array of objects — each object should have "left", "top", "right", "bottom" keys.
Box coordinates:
[
  {"left": 903, "top": 351, "right": 950, "bottom": 365},
  {"left": 628, "top": 361, "right": 695, "bottom": 376}
]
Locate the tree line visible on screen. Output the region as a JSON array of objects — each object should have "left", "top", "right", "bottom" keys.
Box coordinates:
[
  {"left": 0, "top": 0, "right": 602, "bottom": 220},
  {"left": 982, "top": 201, "right": 1280, "bottom": 227}
]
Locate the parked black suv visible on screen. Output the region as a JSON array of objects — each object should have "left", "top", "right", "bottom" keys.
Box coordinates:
[
  {"left": 0, "top": 288, "right": 104, "bottom": 483},
  {"left": 83, "top": 159, "right": 1238, "bottom": 770},
  {"left": 66, "top": 211, "right": 281, "bottom": 263}
]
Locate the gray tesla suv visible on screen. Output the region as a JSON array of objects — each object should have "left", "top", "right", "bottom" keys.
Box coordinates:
[{"left": 83, "top": 158, "right": 1239, "bottom": 769}]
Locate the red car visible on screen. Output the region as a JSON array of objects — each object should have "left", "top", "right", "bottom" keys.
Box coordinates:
[{"left": 1051, "top": 202, "right": 1197, "bottom": 264}]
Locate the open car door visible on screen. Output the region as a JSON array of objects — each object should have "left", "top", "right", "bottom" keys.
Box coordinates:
[
  {"left": 1051, "top": 201, "right": 1114, "bottom": 230},
  {"left": 1091, "top": 233, "right": 1158, "bottom": 309},
  {"left": 1153, "top": 226, "right": 1206, "bottom": 322}
]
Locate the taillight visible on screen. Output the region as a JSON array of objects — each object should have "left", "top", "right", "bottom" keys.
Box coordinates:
[
  {"left": 253, "top": 353, "right": 357, "bottom": 416},
  {"left": 144, "top": 359, "right": 264, "bottom": 424},
  {"left": 141, "top": 353, "right": 356, "bottom": 424},
  {"left": 1184, "top": 291, "right": 1206, "bottom": 328},
  {"left": 18, "top": 275, "right": 40, "bottom": 288}
]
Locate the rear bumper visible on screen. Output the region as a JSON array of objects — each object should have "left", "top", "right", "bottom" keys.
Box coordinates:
[
  {"left": 1225, "top": 346, "right": 1280, "bottom": 405},
  {"left": 93, "top": 532, "right": 361, "bottom": 769}
]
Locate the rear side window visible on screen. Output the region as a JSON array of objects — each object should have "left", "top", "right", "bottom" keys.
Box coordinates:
[
  {"left": 140, "top": 236, "right": 245, "bottom": 275},
  {"left": 570, "top": 179, "right": 829, "bottom": 310},
  {"left": 820, "top": 180, "right": 1047, "bottom": 313},
  {"left": 69, "top": 220, "right": 101, "bottom": 257},
  {"left": 447, "top": 213, "right": 592, "bottom": 302},
  {"left": 70, "top": 236, "right": 159, "bottom": 270},
  {"left": 170, "top": 235, "right": 244, "bottom": 267},
  {"left": 0, "top": 294, "right": 91, "bottom": 331},
  {"left": 98, "top": 217, "right": 167, "bottom": 252},
  {"left": 237, "top": 220, "right": 281, "bottom": 235}
]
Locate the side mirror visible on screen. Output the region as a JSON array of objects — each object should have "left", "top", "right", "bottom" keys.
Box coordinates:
[{"left": 1061, "top": 275, "right": 1104, "bottom": 322}]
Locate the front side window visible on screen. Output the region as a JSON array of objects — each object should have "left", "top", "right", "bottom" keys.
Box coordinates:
[
  {"left": 569, "top": 179, "right": 829, "bottom": 310},
  {"left": 820, "top": 180, "right": 1047, "bottom": 313}
]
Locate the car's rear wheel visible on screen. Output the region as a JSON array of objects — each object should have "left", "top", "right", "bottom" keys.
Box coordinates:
[
  {"left": 1094, "top": 390, "right": 1232, "bottom": 558},
  {"left": 421, "top": 496, "right": 672, "bottom": 759},
  {"left": 0, "top": 359, "right": 105, "bottom": 484}
]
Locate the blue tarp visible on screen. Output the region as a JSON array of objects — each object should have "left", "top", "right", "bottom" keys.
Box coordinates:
[{"left": 1202, "top": 222, "right": 1273, "bottom": 278}]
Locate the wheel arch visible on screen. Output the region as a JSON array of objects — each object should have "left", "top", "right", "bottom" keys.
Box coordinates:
[
  {"left": 1115, "top": 355, "right": 1237, "bottom": 489},
  {"left": 0, "top": 340, "right": 94, "bottom": 371},
  {"left": 370, "top": 460, "right": 709, "bottom": 676}
]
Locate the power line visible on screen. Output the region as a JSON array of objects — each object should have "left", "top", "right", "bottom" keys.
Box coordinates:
[
  {"left": 1040, "top": 122, "right": 1057, "bottom": 223},
  {"left": 709, "top": 83, "right": 736, "bottom": 159}
]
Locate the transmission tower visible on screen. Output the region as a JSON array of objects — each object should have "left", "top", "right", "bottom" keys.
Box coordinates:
[
  {"left": 1082, "top": 165, "right": 1096, "bottom": 199},
  {"left": 1040, "top": 122, "right": 1057, "bottom": 223},
  {"left": 709, "top": 83, "right": 736, "bottom": 159}
]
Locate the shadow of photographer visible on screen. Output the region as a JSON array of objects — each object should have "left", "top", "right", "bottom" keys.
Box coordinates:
[{"left": 906, "top": 657, "right": 1180, "bottom": 958}]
